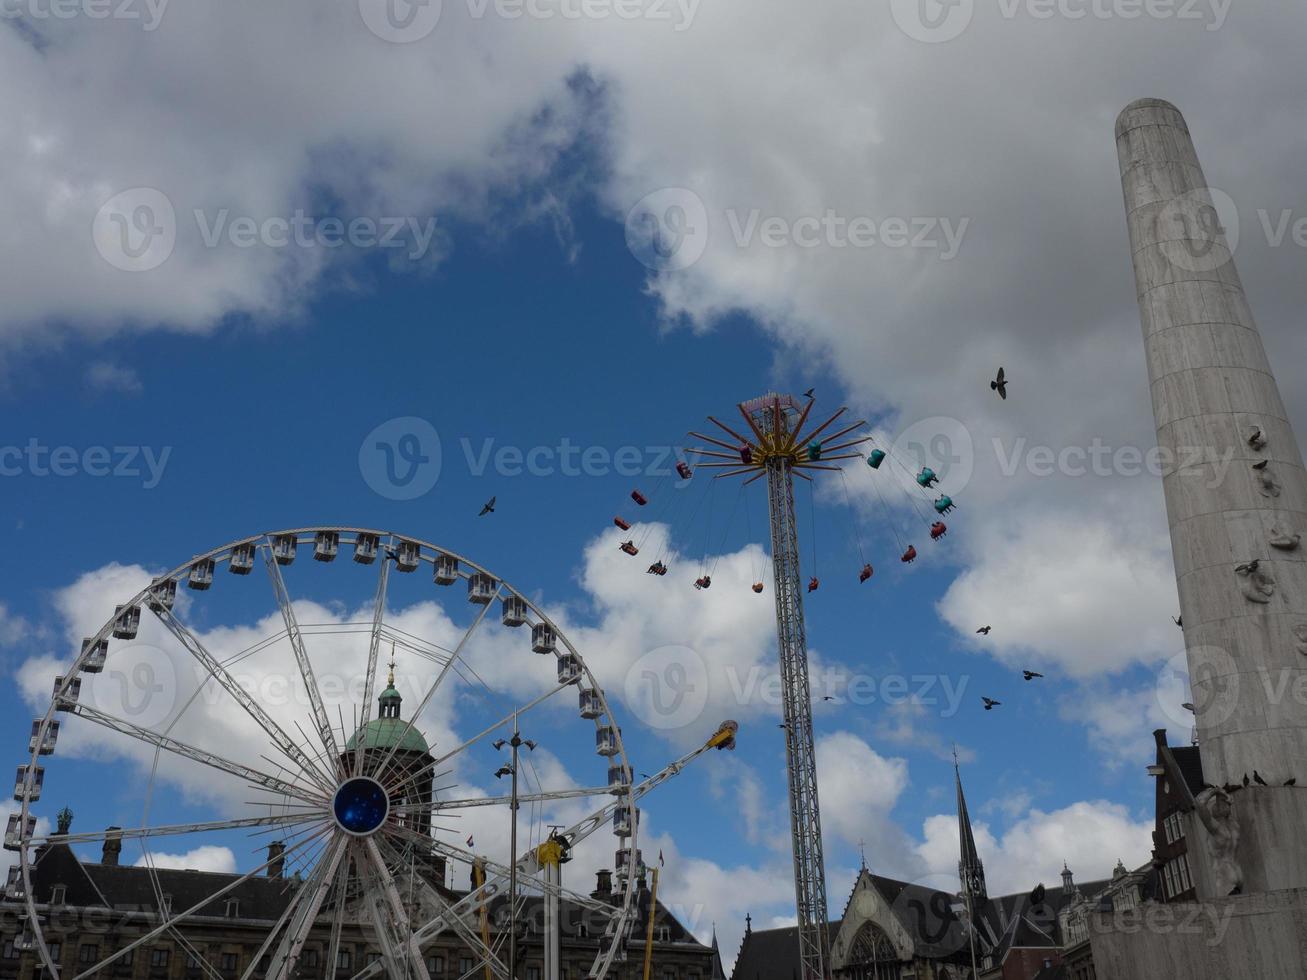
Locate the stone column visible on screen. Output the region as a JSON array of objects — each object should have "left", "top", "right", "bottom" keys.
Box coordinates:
[{"left": 1117, "top": 99, "right": 1307, "bottom": 892}]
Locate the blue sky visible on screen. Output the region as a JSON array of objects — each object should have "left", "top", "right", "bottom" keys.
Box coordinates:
[
  {"left": 8, "top": 0, "right": 1307, "bottom": 968},
  {"left": 4, "top": 196, "right": 1159, "bottom": 948}
]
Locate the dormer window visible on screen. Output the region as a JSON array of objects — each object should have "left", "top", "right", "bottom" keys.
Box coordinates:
[{"left": 50, "top": 885, "right": 66, "bottom": 905}]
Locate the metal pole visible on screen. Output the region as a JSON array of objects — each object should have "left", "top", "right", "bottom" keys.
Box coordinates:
[
  {"left": 509, "top": 720, "right": 520, "bottom": 980},
  {"left": 964, "top": 891, "right": 979, "bottom": 980},
  {"left": 642, "top": 867, "right": 660, "bottom": 980}
]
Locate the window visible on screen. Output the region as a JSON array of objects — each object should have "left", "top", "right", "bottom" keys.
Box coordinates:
[
  {"left": 576, "top": 922, "right": 589, "bottom": 939},
  {"left": 460, "top": 956, "right": 474, "bottom": 975},
  {"left": 221, "top": 953, "right": 238, "bottom": 971},
  {"left": 1162, "top": 811, "right": 1185, "bottom": 845},
  {"left": 121, "top": 949, "right": 135, "bottom": 967},
  {"left": 151, "top": 948, "right": 171, "bottom": 968},
  {"left": 528, "top": 967, "right": 541, "bottom": 980},
  {"left": 657, "top": 927, "right": 671, "bottom": 942},
  {"left": 51, "top": 885, "right": 66, "bottom": 905},
  {"left": 338, "top": 949, "right": 352, "bottom": 971},
  {"left": 79, "top": 944, "right": 99, "bottom": 964},
  {"left": 47, "top": 943, "right": 61, "bottom": 961},
  {"left": 847, "top": 924, "right": 898, "bottom": 980},
  {"left": 226, "top": 899, "right": 240, "bottom": 918},
  {"left": 303, "top": 949, "right": 319, "bottom": 968},
  {"left": 427, "top": 955, "right": 445, "bottom": 973},
  {"left": 366, "top": 952, "right": 382, "bottom": 967},
  {"left": 2, "top": 939, "right": 15, "bottom": 959}
]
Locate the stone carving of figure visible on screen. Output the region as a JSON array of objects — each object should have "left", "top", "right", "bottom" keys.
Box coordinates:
[
  {"left": 1194, "top": 787, "right": 1243, "bottom": 896},
  {"left": 1293, "top": 624, "right": 1307, "bottom": 657},
  {"left": 1253, "top": 461, "right": 1281, "bottom": 498},
  {"left": 1235, "top": 560, "right": 1275, "bottom": 604},
  {"left": 1269, "top": 526, "right": 1301, "bottom": 551}
]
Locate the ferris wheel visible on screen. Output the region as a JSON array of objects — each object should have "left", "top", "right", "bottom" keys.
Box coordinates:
[{"left": 9, "top": 527, "right": 734, "bottom": 980}]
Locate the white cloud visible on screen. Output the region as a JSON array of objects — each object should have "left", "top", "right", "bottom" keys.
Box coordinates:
[
  {"left": 84, "top": 361, "right": 143, "bottom": 394},
  {"left": 937, "top": 516, "right": 1178, "bottom": 678},
  {"left": 914, "top": 800, "right": 1153, "bottom": 897},
  {"left": 135, "top": 845, "right": 236, "bottom": 874}
]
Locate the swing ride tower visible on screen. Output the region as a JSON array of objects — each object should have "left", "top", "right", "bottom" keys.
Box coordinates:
[{"left": 688, "top": 394, "right": 869, "bottom": 980}]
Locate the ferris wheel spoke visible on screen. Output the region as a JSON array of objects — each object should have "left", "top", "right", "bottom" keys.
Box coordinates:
[
  {"left": 368, "top": 584, "right": 502, "bottom": 782},
  {"left": 152, "top": 603, "right": 337, "bottom": 791},
  {"left": 363, "top": 837, "right": 437, "bottom": 980},
  {"left": 249, "top": 834, "right": 347, "bottom": 980},
  {"left": 59, "top": 701, "right": 329, "bottom": 806},
  {"left": 70, "top": 825, "right": 333, "bottom": 980},
  {"left": 355, "top": 555, "right": 393, "bottom": 776},
  {"left": 372, "top": 836, "right": 507, "bottom": 980},
  {"left": 23, "top": 812, "right": 320, "bottom": 850},
  {"left": 264, "top": 547, "right": 342, "bottom": 768},
  {"left": 380, "top": 683, "right": 567, "bottom": 805}
]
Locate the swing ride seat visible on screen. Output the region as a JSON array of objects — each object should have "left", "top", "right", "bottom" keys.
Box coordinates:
[
  {"left": 752, "top": 582, "right": 764, "bottom": 594},
  {"left": 868, "top": 449, "right": 886, "bottom": 468},
  {"left": 934, "top": 496, "right": 956, "bottom": 514},
  {"left": 740, "top": 447, "right": 753, "bottom": 465},
  {"left": 676, "top": 461, "right": 693, "bottom": 479},
  {"left": 647, "top": 562, "right": 668, "bottom": 576},
  {"left": 916, "top": 467, "right": 939, "bottom": 488},
  {"left": 631, "top": 490, "right": 648, "bottom": 506},
  {"left": 695, "top": 576, "right": 711, "bottom": 590},
  {"left": 614, "top": 517, "right": 631, "bottom": 531},
  {"left": 859, "top": 564, "right": 873, "bottom": 583},
  {"left": 901, "top": 545, "right": 918, "bottom": 563},
  {"left": 619, "top": 541, "right": 639, "bottom": 556},
  {"left": 930, "top": 522, "right": 948, "bottom": 540},
  {"left": 807, "top": 577, "right": 820, "bottom": 592},
  {"left": 807, "top": 442, "right": 822, "bottom": 461}
]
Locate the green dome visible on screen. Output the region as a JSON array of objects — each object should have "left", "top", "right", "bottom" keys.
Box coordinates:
[{"left": 346, "top": 717, "right": 429, "bottom": 754}]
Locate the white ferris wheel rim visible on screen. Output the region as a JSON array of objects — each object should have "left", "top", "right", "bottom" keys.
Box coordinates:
[{"left": 17, "top": 526, "right": 639, "bottom": 980}]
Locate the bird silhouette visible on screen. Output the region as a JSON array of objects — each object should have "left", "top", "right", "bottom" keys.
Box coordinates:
[
  {"left": 1022, "top": 671, "right": 1044, "bottom": 681},
  {"left": 803, "top": 388, "right": 815, "bottom": 399},
  {"left": 1254, "top": 771, "right": 1268, "bottom": 786},
  {"left": 1285, "top": 778, "right": 1297, "bottom": 787},
  {"left": 1243, "top": 774, "right": 1251, "bottom": 787},
  {"left": 990, "top": 367, "right": 1008, "bottom": 400},
  {"left": 1181, "top": 703, "right": 1196, "bottom": 713},
  {"left": 982, "top": 697, "right": 1002, "bottom": 711},
  {"left": 822, "top": 696, "right": 836, "bottom": 701},
  {"left": 479, "top": 496, "right": 496, "bottom": 516},
  {"left": 976, "top": 626, "right": 992, "bottom": 635},
  {"left": 1223, "top": 783, "right": 1242, "bottom": 794},
  {"left": 1173, "top": 616, "right": 1183, "bottom": 628}
]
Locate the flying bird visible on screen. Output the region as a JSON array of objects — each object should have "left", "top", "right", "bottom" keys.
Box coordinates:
[
  {"left": 1022, "top": 671, "right": 1043, "bottom": 681},
  {"left": 982, "top": 697, "right": 1002, "bottom": 711},
  {"left": 479, "top": 496, "right": 496, "bottom": 516},
  {"left": 803, "top": 388, "right": 815, "bottom": 399},
  {"left": 1254, "top": 771, "right": 1268, "bottom": 786},
  {"left": 990, "top": 367, "right": 1008, "bottom": 400},
  {"left": 822, "top": 696, "right": 836, "bottom": 701},
  {"left": 976, "top": 626, "right": 992, "bottom": 635}
]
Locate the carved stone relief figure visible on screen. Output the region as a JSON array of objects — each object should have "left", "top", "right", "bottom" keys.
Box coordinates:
[
  {"left": 1194, "top": 786, "right": 1243, "bottom": 897},
  {"left": 1269, "top": 526, "right": 1301, "bottom": 551},
  {"left": 1234, "top": 560, "right": 1275, "bottom": 604},
  {"left": 1252, "top": 460, "right": 1281, "bottom": 498}
]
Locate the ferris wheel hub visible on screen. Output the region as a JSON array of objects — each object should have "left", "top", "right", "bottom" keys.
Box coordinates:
[{"left": 332, "top": 776, "right": 390, "bottom": 836}]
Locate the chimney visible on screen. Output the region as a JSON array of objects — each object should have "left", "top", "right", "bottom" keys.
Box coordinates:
[
  {"left": 101, "top": 827, "right": 122, "bottom": 866},
  {"left": 267, "top": 842, "right": 286, "bottom": 879},
  {"left": 593, "top": 869, "right": 612, "bottom": 900}
]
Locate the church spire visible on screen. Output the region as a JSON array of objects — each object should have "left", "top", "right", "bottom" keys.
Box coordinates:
[{"left": 955, "top": 751, "right": 987, "bottom": 904}]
